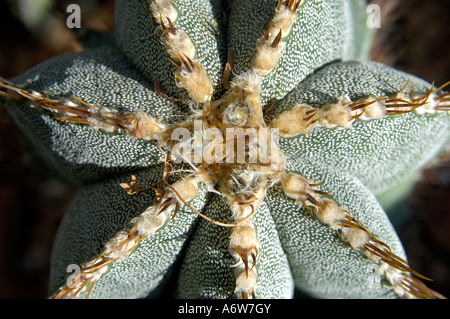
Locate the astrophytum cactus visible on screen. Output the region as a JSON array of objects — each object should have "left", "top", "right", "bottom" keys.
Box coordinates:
[{"left": 0, "top": 0, "right": 449, "bottom": 299}]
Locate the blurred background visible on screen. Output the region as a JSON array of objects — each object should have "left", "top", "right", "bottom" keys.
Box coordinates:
[{"left": 0, "top": 0, "right": 448, "bottom": 298}]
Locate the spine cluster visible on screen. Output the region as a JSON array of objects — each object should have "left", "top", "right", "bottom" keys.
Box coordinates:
[
  {"left": 272, "top": 85, "right": 450, "bottom": 137},
  {"left": 251, "top": 0, "right": 302, "bottom": 76},
  {"left": 50, "top": 174, "right": 199, "bottom": 299},
  {"left": 150, "top": 0, "right": 213, "bottom": 104},
  {"left": 0, "top": 79, "right": 168, "bottom": 141},
  {"left": 216, "top": 0, "right": 304, "bottom": 298},
  {"left": 229, "top": 219, "right": 259, "bottom": 299},
  {"left": 280, "top": 172, "right": 434, "bottom": 299}
]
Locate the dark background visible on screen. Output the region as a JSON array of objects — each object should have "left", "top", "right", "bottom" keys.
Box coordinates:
[{"left": 0, "top": 0, "right": 448, "bottom": 298}]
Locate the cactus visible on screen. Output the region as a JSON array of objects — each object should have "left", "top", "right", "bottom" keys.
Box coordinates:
[{"left": 0, "top": 0, "right": 449, "bottom": 299}]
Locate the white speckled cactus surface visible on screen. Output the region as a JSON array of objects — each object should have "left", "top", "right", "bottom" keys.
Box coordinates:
[{"left": 0, "top": 0, "right": 449, "bottom": 299}]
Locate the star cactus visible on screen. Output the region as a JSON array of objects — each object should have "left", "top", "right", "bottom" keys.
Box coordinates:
[{"left": 0, "top": 0, "right": 449, "bottom": 299}]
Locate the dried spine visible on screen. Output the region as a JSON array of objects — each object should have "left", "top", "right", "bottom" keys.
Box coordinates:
[
  {"left": 225, "top": 170, "right": 266, "bottom": 299},
  {"left": 149, "top": 0, "right": 178, "bottom": 25},
  {"left": 172, "top": 54, "right": 213, "bottom": 103},
  {"left": 0, "top": 80, "right": 168, "bottom": 141},
  {"left": 214, "top": 9, "right": 296, "bottom": 290},
  {"left": 149, "top": 0, "right": 212, "bottom": 103},
  {"left": 280, "top": 172, "right": 435, "bottom": 299},
  {"left": 230, "top": 219, "right": 259, "bottom": 299},
  {"left": 158, "top": 17, "right": 196, "bottom": 62},
  {"left": 251, "top": 0, "right": 302, "bottom": 75},
  {"left": 50, "top": 175, "right": 199, "bottom": 299},
  {"left": 271, "top": 83, "right": 450, "bottom": 137}
]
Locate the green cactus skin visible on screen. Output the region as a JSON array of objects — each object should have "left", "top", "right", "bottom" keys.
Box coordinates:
[{"left": 0, "top": 0, "right": 448, "bottom": 299}]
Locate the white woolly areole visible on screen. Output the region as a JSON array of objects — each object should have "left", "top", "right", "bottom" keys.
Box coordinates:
[
  {"left": 130, "top": 206, "right": 167, "bottom": 238},
  {"left": 414, "top": 93, "right": 439, "bottom": 115},
  {"left": 272, "top": 5, "right": 298, "bottom": 36},
  {"left": 272, "top": 104, "right": 317, "bottom": 136},
  {"left": 252, "top": 40, "right": 286, "bottom": 76},
  {"left": 316, "top": 199, "right": 346, "bottom": 229},
  {"left": 229, "top": 222, "right": 258, "bottom": 256},
  {"left": 340, "top": 227, "right": 370, "bottom": 250},
  {"left": 319, "top": 95, "right": 353, "bottom": 128},
  {"left": 162, "top": 28, "right": 196, "bottom": 62},
  {"left": 150, "top": 0, "right": 178, "bottom": 25},
  {"left": 177, "top": 62, "right": 213, "bottom": 103},
  {"left": 234, "top": 264, "right": 257, "bottom": 294},
  {"left": 358, "top": 97, "right": 387, "bottom": 120}
]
